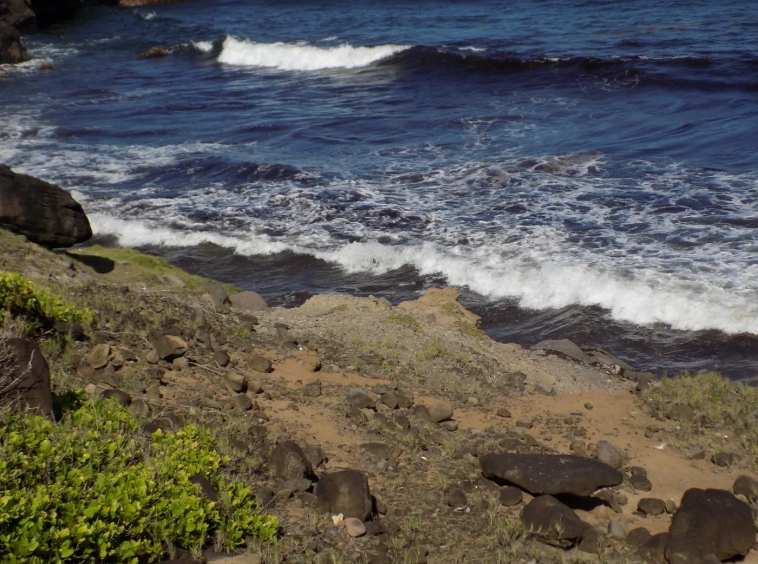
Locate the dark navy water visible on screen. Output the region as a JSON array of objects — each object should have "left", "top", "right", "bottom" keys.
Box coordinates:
[{"left": 1, "top": 0, "right": 757, "bottom": 379}]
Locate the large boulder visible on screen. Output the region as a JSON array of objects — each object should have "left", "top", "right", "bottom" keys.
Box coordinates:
[
  {"left": 521, "top": 495, "right": 585, "bottom": 548},
  {"left": 0, "top": 0, "right": 36, "bottom": 31},
  {"left": 316, "top": 469, "right": 373, "bottom": 521},
  {"left": 0, "top": 22, "right": 28, "bottom": 63},
  {"left": 480, "top": 453, "right": 623, "bottom": 496},
  {"left": 0, "top": 337, "right": 53, "bottom": 419},
  {"left": 666, "top": 488, "right": 755, "bottom": 562},
  {"left": 0, "top": 165, "right": 91, "bottom": 247},
  {"left": 229, "top": 291, "right": 267, "bottom": 312}
]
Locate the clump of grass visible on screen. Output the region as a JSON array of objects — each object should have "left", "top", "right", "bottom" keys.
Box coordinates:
[
  {"left": 441, "top": 433, "right": 463, "bottom": 459},
  {"left": 417, "top": 336, "right": 447, "bottom": 361},
  {"left": 645, "top": 371, "right": 758, "bottom": 465},
  {"left": 386, "top": 313, "right": 421, "bottom": 332}
]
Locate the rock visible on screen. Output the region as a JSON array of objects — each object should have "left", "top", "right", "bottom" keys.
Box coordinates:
[
  {"left": 139, "top": 45, "right": 167, "bottom": 58},
  {"left": 480, "top": 453, "right": 623, "bottom": 496},
  {"left": 665, "top": 499, "right": 677, "bottom": 513},
  {"left": 584, "top": 402, "right": 594, "bottom": 411},
  {"left": 248, "top": 355, "right": 272, "bottom": 373},
  {"left": 280, "top": 478, "right": 311, "bottom": 493},
  {"left": 230, "top": 394, "right": 252, "bottom": 411},
  {"left": 534, "top": 381, "right": 554, "bottom": 396},
  {"left": 578, "top": 526, "right": 605, "bottom": 554},
  {"left": 667, "top": 404, "right": 695, "bottom": 421},
  {"left": 445, "top": 489, "right": 467, "bottom": 508},
  {"left": 303, "top": 444, "right": 325, "bottom": 469},
  {"left": 732, "top": 475, "right": 758, "bottom": 502},
  {"left": 151, "top": 335, "right": 187, "bottom": 361},
  {"left": 499, "top": 486, "right": 523, "bottom": 507},
  {"left": 101, "top": 389, "right": 131, "bottom": 406},
  {"left": 380, "top": 391, "right": 399, "bottom": 409},
  {"left": 516, "top": 418, "right": 533, "bottom": 429},
  {"left": 686, "top": 446, "right": 706, "bottom": 460},
  {"left": 0, "top": 337, "right": 53, "bottom": 418},
  {"left": 521, "top": 495, "right": 585, "bottom": 548},
  {"left": 0, "top": 22, "right": 28, "bottom": 64},
  {"left": 584, "top": 348, "right": 635, "bottom": 372},
  {"left": 629, "top": 475, "right": 653, "bottom": 492},
  {"left": 224, "top": 372, "right": 247, "bottom": 393},
  {"left": 626, "top": 527, "right": 652, "bottom": 547},
  {"left": 496, "top": 407, "right": 512, "bottom": 418},
  {"left": 637, "top": 498, "right": 666, "bottom": 516},
  {"left": 229, "top": 291, "right": 267, "bottom": 312},
  {"left": 496, "top": 371, "right": 527, "bottom": 392},
  {"left": 344, "top": 517, "right": 367, "bottom": 538},
  {"left": 275, "top": 325, "right": 297, "bottom": 347},
  {"left": 640, "top": 533, "right": 670, "bottom": 563},
  {"left": 0, "top": 165, "right": 91, "bottom": 247},
  {"left": 257, "top": 486, "right": 274, "bottom": 507},
  {"left": 530, "top": 339, "right": 592, "bottom": 365},
  {"left": 204, "top": 284, "right": 231, "bottom": 313},
  {"left": 316, "top": 469, "right": 373, "bottom": 521},
  {"left": 439, "top": 420, "right": 458, "bottom": 431},
  {"left": 427, "top": 403, "right": 453, "bottom": 423},
  {"left": 172, "top": 357, "right": 189, "bottom": 371},
  {"left": 666, "top": 488, "right": 755, "bottom": 562},
  {"left": 361, "top": 443, "right": 395, "bottom": 466},
  {"left": 569, "top": 440, "right": 586, "bottom": 454},
  {"left": 213, "top": 350, "right": 230, "bottom": 367},
  {"left": 88, "top": 343, "right": 110, "bottom": 370},
  {"left": 395, "top": 391, "right": 413, "bottom": 408},
  {"left": 189, "top": 475, "right": 219, "bottom": 502},
  {"left": 608, "top": 520, "right": 627, "bottom": 541},
  {"left": 595, "top": 440, "right": 623, "bottom": 469},
  {"left": 712, "top": 451, "right": 740, "bottom": 467},
  {"left": 270, "top": 441, "right": 312, "bottom": 480},
  {"left": 1, "top": 0, "right": 36, "bottom": 31},
  {"left": 347, "top": 387, "right": 375, "bottom": 409}
]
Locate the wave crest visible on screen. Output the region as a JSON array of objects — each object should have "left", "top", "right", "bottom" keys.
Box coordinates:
[{"left": 217, "top": 37, "right": 410, "bottom": 71}]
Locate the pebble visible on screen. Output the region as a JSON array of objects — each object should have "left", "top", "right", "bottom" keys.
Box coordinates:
[
  {"left": 344, "top": 517, "right": 367, "bottom": 538},
  {"left": 584, "top": 402, "right": 594, "bottom": 411},
  {"left": 496, "top": 407, "right": 512, "bottom": 418},
  {"left": 516, "top": 418, "right": 533, "bottom": 429}
]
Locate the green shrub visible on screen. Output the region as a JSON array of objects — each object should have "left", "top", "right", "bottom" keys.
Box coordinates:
[
  {"left": 0, "top": 397, "right": 277, "bottom": 563},
  {"left": 0, "top": 272, "right": 94, "bottom": 327}
]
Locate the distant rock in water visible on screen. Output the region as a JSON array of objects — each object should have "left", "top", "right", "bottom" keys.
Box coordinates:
[
  {"left": 0, "top": 22, "right": 29, "bottom": 64},
  {"left": 0, "top": 164, "right": 92, "bottom": 248}
]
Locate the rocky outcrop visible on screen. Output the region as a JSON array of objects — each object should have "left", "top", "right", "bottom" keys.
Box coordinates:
[
  {"left": 0, "top": 21, "right": 28, "bottom": 63},
  {"left": 480, "top": 453, "right": 623, "bottom": 496},
  {"left": 0, "top": 165, "right": 92, "bottom": 248},
  {"left": 0, "top": 0, "right": 36, "bottom": 32},
  {"left": 315, "top": 469, "right": 373, "bottom": 521}
]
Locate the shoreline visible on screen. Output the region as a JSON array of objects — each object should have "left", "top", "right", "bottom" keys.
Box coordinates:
[{"left": 2, "top": 225, "right": 758, "bottom": 562}]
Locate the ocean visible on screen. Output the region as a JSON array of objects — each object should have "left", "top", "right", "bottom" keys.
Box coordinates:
[{"left": 1, "top": 0, "right": 757, "bottom": 379}]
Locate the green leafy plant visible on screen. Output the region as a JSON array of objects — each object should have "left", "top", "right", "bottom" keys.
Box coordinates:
[
  {"left": 0, "top": 398, "right": 277, "bottom": 563},
  {"left": 0, "top": 272, "right": 94, "bottom": 327}
]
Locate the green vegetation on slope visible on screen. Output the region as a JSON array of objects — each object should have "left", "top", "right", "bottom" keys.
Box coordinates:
[
  {"left": 0, "top": 397, "right": 277, "bottom": 563},
  {"left": 0, "top": 271, "right": 94, "bottom": 327}
]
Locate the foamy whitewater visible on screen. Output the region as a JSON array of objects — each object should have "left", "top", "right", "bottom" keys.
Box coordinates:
[
  {"left": 217, "top": 37, "right": 409, "bottom": 71},
  {"left": 2, "top": 0, "right": 757, "bottom": 376}
]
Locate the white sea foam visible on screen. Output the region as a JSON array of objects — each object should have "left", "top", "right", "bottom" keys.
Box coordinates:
[
  {"left": 88, "top": 214, "right": 758, "bottom": 335},
  {"left": 193, "top": 41, "right": 214, "bottom": 53},
  {"left": 217, "top": 37, "right": 410, "bottom": 70}
]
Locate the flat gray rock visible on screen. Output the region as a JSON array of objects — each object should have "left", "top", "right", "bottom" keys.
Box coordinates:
[
  {"left": 531, "top": 339, "right": 592, "bottom": 365},
  {"left": 480, "top": 453, "right": 623, "bottom": 496}
]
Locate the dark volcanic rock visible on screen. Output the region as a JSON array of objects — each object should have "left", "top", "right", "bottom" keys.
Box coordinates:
[
  {"left": 229, "top": 290, "right": 267, "bottom": 312},
  {"left": 316, "top": 469, "right": 373, "bottom": 521},
  {"left": 0, "top": 0, "right": 36, "bottom": 31},
  {"left": 0, "top": 22, "right": 28, "bottom": 63},
  {"left": 521, "top": 495, "right": 585, "bottom": 548},
  {"left": 270, "top": 440, "right": 312, "bottom": 481},
  {"left": 499, "top": 486, "right": 523, "bottom": 507},
  {"left": 30, "top": 0, "right": 81, "bottom": 27},
  {"left": 0, "top": 165, "right": 91, "bottom": 247},
  {"left": 732, "top": 475, "right": 758, "bottom": 502},
  {"left": 203, "top": 283, "right": 230, "bottom": 313},
  {"left": 480, "top": 453, "right": 623, "bottom": 496},
  {"left": 666, "top": 488, "right": 755, "bottom": 562},
  {"left": 1, "top": 338, "right": 53, "bottom": 419},
  {"left": 100, "top": 389, "right": 132, "bottom": 407},
  {"left": 637, "top": 498, "right": 666, "bottom": 516}
]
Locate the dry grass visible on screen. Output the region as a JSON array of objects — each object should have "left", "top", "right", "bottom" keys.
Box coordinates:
[{"left": 644, "top": 371, "right": 758, "bottom": 467}]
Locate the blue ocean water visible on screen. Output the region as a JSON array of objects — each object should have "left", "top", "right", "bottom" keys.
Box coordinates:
[{"left": 1, "top": 0, "right": 757, "bottom": 377}]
